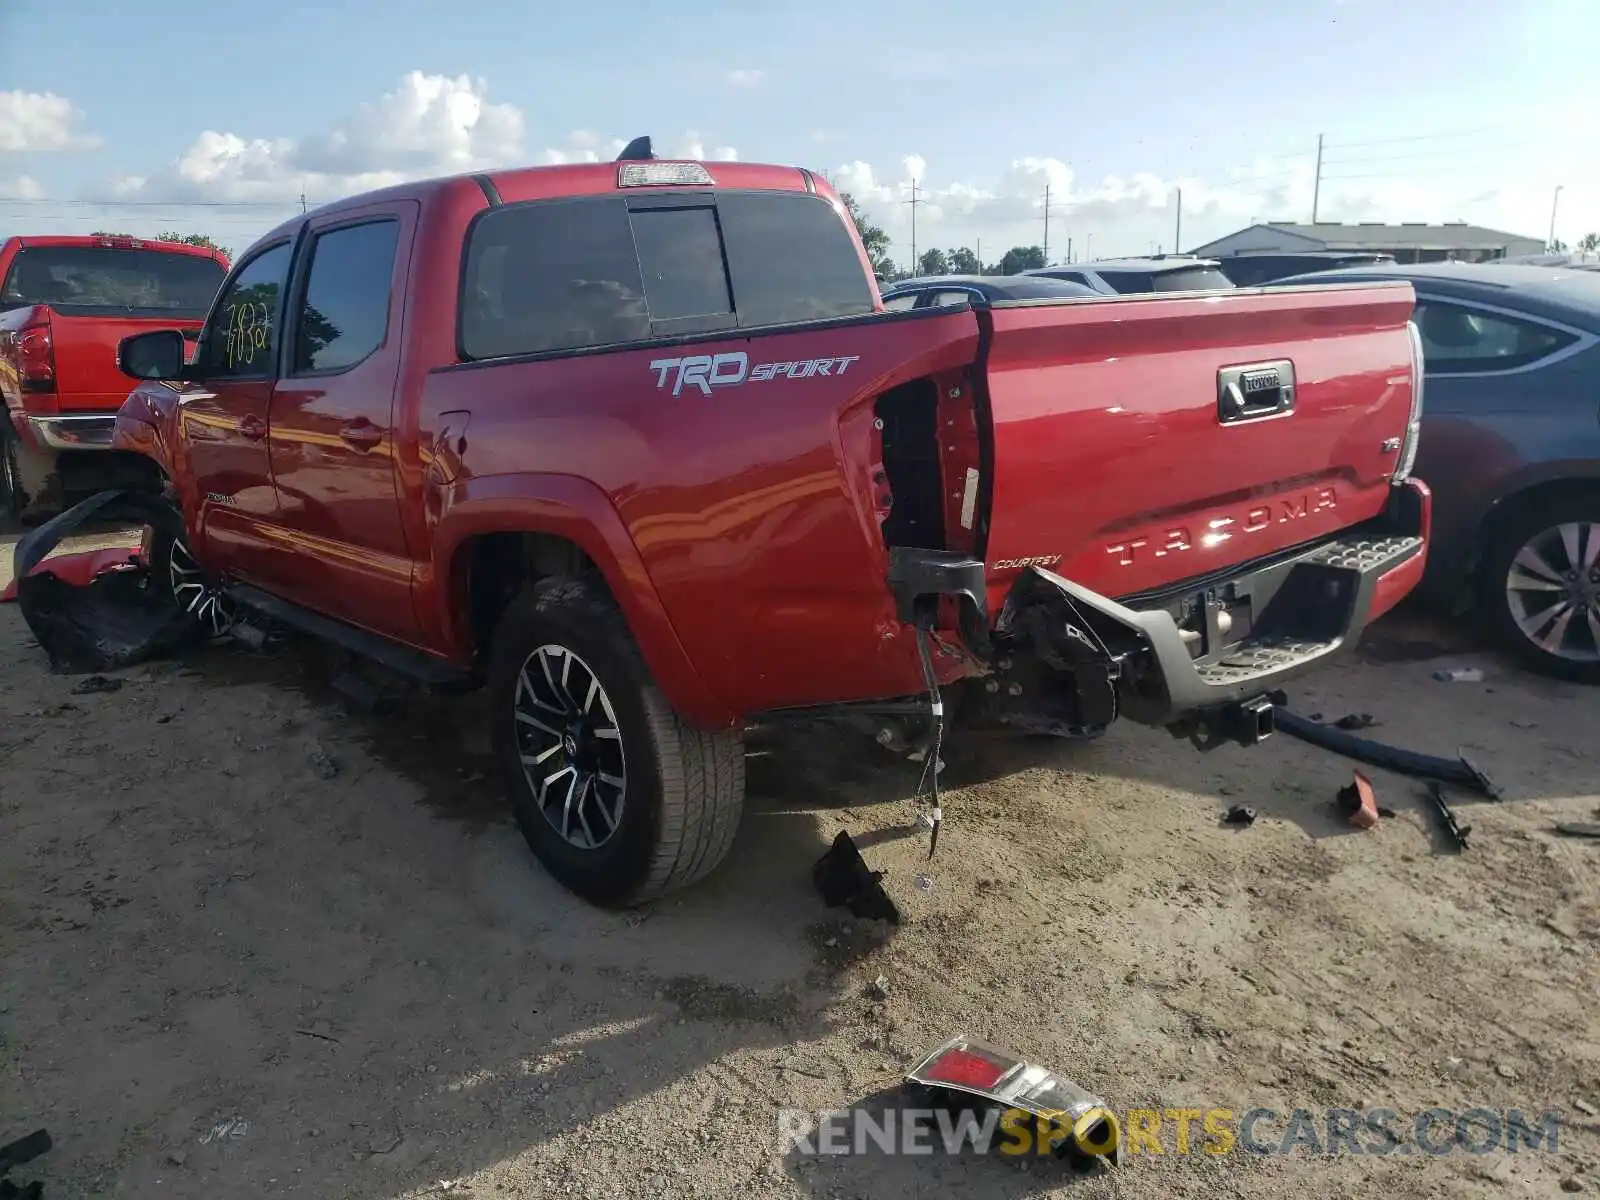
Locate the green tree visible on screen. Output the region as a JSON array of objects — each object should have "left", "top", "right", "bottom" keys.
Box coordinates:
[
  {"left": 839, "top": 192, "right": 896, "bottom": 280},
  {"left": 1578, "top": 232, "right": 1600, "bottom": 254},
  {"left": 997, "top": 245, "right": 1046, "bottom": 275},
  {"left": 158, "top": 231, "right": 231, "bottom": 257},
  {"left": 917, "top": 248, "right": 950, "bottom": 276},
  {"left": 948, "top": 247, "right": 982, "bottom": 274},
  {"left": 1549, "top": 238, "right": 1568, "bottom": 253}
]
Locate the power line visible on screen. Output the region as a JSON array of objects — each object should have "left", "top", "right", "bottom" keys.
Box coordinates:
[{"left": 0, "top": 197, "right": 303, "bottom": 209}]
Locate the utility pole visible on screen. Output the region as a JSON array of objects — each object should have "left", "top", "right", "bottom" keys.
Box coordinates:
[
  {"left": 1311, "top": 134, "right": 1324, "bottom": 223},
  {"left": 1067, "top": 236, "right": 1072, "bottom": 264},
  {"left": 1041, "top": 183, "right": 1068, "bottom": 264},
  {"left": 1174, "top": 187, "right": 1183, "bottom": 255},
  {"left": 903, "top": 179, "right": 923, "bottom": 271},
  {"left": 976, "top": 237, "right": 982, "bottom": 272},
  {"left": 300, "top": 191, "right": 308, "bottom": 214},
  {"left": 1549, "top": 184, "right": 1564, "bottom": 250},
  {"left": 1043, "top": 183, "right": 1050, "bottom": 265}
]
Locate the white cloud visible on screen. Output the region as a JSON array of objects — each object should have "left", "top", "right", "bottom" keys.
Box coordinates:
[
  {"left": 828, "top": 151, "right": 1564, "bottom": 267},
  {"left": 111, "top": 71, "right": 524, "bottom": 204},
  {"left": 726, "top": 69, "right": 764, "bottom": 87},
  {"left": 0, "top": 90, "right": 100, "bottom": 153},
  {"left": 0, "top": 174, "right": 45, "bottom": 199}
]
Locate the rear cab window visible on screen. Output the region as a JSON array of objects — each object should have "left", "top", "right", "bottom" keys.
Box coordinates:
[
  {"left": 458, "top": 189, "right": 876, "bottom": 360},
  {"left": 1146, "top": 267, "right": 1234, "bottom": 293},
  {"left": 0, "top": 245, "right": 226, "bottom": 318}
]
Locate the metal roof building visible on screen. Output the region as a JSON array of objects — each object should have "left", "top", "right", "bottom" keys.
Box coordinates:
[{"left": 1190, "top": 221, "right": 1547, "bottom": 264}]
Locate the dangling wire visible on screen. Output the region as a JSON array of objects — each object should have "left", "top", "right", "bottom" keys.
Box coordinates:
[{"left": 912, "top": 616, "right": 944, "bottom": 860}]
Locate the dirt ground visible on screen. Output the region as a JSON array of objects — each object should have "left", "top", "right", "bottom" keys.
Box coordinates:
[{"left": 2, "top": 529, "right": 1599, "bottom": 1199}]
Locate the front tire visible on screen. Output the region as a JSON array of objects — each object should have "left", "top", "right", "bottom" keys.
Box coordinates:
[
  {"left": 1479, "top": 494, "right": 1600, "bottom": 684},
  {"left": 147, "top": 521, "right": 237, "bottom": 639},
  {"left": 0, "top": 435, "right": 21, "bottom": 524},
  {"left": 489, "top": 576, "right": 745, "bottom": 907}
]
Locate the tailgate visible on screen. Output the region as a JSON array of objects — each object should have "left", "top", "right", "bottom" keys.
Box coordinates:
[
  {"left": 977, "top": 282, "right": 1418, "bottom": 604},
  {"left": 50, "top": 313, "right": 204, "bottom": 412}
]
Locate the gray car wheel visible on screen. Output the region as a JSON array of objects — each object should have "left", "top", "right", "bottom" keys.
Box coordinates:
[{"left": 1482, "top": 496, "right": 1600, "bottom": 684}]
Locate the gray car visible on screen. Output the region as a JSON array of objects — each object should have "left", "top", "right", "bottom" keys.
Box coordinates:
[{"left": 1273, "top": 263, "right": 1600, "bottom": 682}]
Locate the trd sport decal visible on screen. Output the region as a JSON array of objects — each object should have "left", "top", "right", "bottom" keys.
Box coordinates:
[{"left": 650, "top": 352, "right": 861, "bottom": 397}]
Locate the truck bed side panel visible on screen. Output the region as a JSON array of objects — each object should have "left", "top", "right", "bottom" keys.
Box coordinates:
[{"left": 418, "top": 309, "right": 979, "bottom": 716}]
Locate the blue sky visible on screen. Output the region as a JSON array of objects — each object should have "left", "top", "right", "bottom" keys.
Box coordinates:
[{"left": 1, "top": 0, "right": 1591, "bottom": 264}]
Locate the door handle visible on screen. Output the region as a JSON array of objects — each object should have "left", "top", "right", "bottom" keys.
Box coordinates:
[
  {"left": 238, "top": 414, "right": 267, "bottom": 440},
  {"left": 339, "top": 420, "right": 384, "bottom": 451}
]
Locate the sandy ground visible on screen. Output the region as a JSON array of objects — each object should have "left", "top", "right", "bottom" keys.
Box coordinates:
[{"left": 3, "top": 528, "right": 1599, "bottom": 1199}]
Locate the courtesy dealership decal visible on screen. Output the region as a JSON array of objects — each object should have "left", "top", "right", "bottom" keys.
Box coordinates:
[{"left": 650, "top": 352, "right": 861, "bottom": 397}]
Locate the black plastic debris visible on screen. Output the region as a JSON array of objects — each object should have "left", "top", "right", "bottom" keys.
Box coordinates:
[
  {"left": 1334, "top": 712, "right": 1377, "bottom": 731},
  {"left": 1223, "top": 805, "right": 1257, "bottom": 826},
  {"left": 0, "top": 1127, "right": 51, "bottom": 1199},
  {"left": 68, "top": 675, "right": 122, "bottom": 696},
  {"left": 1267, "top": 697, "right": 1500, "bottom": 799},
  {"left": 12, "top": 489, "right": 199, "bottom": 674},
  {"left": 813, "top": 831, "right": 900, "bottom": 925},
  {"left": 1424, "top": 782, "right": 1472, "bottom": 852}
]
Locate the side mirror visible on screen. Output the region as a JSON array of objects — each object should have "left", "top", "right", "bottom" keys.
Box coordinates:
[{"left": 118, "top": 329, "right": 188, "bottom": 381}]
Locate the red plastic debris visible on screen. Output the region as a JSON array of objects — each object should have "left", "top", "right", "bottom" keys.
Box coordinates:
[
  {"left": 1339, "top": 770, "right": 1381, "bottom": 829},
  {"left": 0, "top": 547, "right": 142, "bottom": 604}
]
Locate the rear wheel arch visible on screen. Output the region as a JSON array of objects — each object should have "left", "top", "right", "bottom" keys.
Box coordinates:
[
  {"left": 432, "top": 481, "right": 736, "bottom": 729},
  {"left": 457, "top": 530, "right": 604, "bottom": 660}
]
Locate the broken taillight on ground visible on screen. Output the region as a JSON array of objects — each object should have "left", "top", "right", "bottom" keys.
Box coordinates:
[{"left": 905, "top": 1034, "right": 1122, "bottom": 1169}]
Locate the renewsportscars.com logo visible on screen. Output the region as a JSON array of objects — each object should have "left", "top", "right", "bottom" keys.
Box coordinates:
[{"left": 649, "top": 352, "right": 862, "bottom": 397}]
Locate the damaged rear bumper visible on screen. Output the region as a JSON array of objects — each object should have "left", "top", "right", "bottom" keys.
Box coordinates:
[
  {"left": 1012, "top": 480, "right": 1431, "bottom": 734},
  {"left": 887, "top": 480, "right": 1429, "bottom": 743}
]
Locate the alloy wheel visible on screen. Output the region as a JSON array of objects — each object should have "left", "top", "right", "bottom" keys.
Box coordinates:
[
  {"left": 168, "top": 537, "right": 237, "bottom": 639},
  {"left": 1503, "top": 521, "right": 1600, "bottom": 664},
  {"left": 512, "top": 644, "right": 627, "bottom": 850}
]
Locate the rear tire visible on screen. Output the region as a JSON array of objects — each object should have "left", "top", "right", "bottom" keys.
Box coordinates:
[
  {"left": 489, "top": 575, "right": 745, "bottom": 907},
  {"left": 1478, "top": 493, "right": 1600, "bottom": 684}
]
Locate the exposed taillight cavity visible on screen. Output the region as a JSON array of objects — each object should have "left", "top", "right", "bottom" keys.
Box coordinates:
[
  {"left": 1394, "top": 319, "right": 1426, "bottom": 482},
  {"left": 618, "top": 162, "right": 714, "bottom": 188}
]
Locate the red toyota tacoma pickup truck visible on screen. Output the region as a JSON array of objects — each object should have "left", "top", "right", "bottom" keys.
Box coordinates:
[
  {"left": 0, "top": 234, "right": 229, "bottom": 522},
  {"left": 107, "top": 139, "right": 1430, "bottom": 907}
]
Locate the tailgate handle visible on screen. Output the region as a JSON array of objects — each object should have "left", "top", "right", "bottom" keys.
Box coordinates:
[{"left": 1218, "top": 360, "right": 1295, "bottom": 425}]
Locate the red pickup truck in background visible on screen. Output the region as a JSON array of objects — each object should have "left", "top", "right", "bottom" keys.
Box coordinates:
[
  {"left": 106, "top": 140, "right": 1431, "bottom": 907},
  {"left": 0, "top": 235, "right": 229, "bottom": 522}
]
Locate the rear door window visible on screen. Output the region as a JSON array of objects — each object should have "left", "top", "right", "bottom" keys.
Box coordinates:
[
  {"left": 0, "top": 245, "right": 226, "bottom": 318},
  {"left": 290, "top": 220, "right": 399, "bottom": 373},
  {"left": 1413, "top": 301, "right": 1576, "bottom": 374}
]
